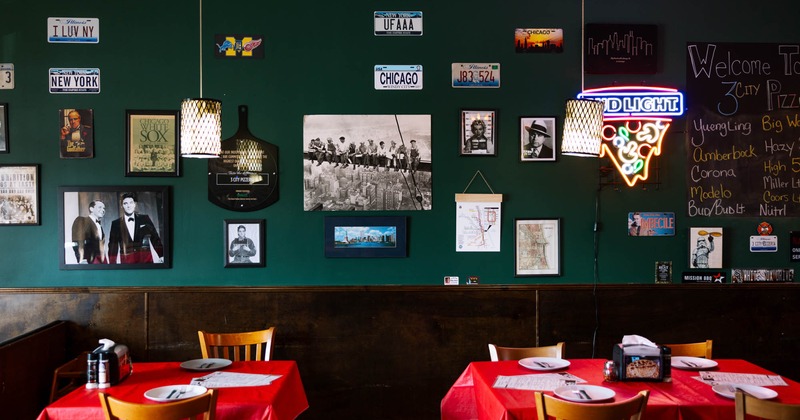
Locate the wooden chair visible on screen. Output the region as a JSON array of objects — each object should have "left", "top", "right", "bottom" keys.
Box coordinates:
[
  {"left": 735, "top": 390, "right": 800, "bottom": 419},
  {"left": 198, "top": 326, "right": 275, "bottom": 361},
  {"left": 535, "top": 390, "right": 649, "bottom": 420},
  {"left": 664, "top": 339, "right": 713, "bottom": 358},
  {"left": 99, "top": 389, "right": 217, "bottom": 420},
  {"left": 50, "top": 351, "right": 90, "bottom": 403},
  {"left": 488, "top": 342, "right": 565, "bottom": 361}
]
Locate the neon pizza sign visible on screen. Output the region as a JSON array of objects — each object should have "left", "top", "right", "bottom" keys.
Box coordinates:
[{"left": 578, "top": 86, "right": 684, "bottom": 187}]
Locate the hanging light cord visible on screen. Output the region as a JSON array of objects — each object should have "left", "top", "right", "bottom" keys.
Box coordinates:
[{"left": 198, "top": 0, "right": 203, "bottom": 97}]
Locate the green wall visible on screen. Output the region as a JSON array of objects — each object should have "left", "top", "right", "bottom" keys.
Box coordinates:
[{"left": 1, "top": 0, "right": 798, "bottom": 286}]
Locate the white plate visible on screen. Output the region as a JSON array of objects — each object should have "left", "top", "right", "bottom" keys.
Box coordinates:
[
  {"left": 554, "top": 384, "right": 616, "bottom": 403},
  {"left": 518, "top": 357, "right": 571, "bottom": 371},
  {"left": 672, "top": 356, "right": 718, "bottom": 370},
  {"left": 180, "top": 358, "right": 232, "bottom": 371},
  {"left": 144, "top": 385, "right": 208, "bottom": 402},
  {"left": 712, "top": 383, "right": 778, "bottom": 400}
]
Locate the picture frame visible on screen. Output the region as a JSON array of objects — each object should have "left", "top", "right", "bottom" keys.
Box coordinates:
[
  {"left": 125, "top": 110, "right": 180, "bottom": 177},
  {"left": 689, "top": 227, "right": 723, "bottom": 269},
  {"left": 515, "top": 218, "right": 561, "bottom": 276},
  {"left": 0, "top": 164, "right": 40, "bottom": 225},
  {"left": 324, "top": 216, "right": 407, "bottom": 258},
  {"left": 59, "top": 186, "right": 170, "bottom": 269},
  {"left": 224, "top": 219, "right": 266, "bottom": 268},
  {"left": 0, "top": 103, "right": 8, "bottom": 153},
  {"left": 519, "top": 116, "right": 557, "bottom": 162},
  {"left": 460, "top": 109, "right": 497, "bottom": 156},
  {"left": 59, "top": 108, "right": 94, "bottom": 158}
]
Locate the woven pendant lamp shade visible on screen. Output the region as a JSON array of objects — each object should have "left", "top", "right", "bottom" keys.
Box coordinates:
[
  {"left": 181, "top": 98, "right": 222, "bottom": 158},
  {"left": 561, "top": 99, "right": 605, "bottom": 157}
]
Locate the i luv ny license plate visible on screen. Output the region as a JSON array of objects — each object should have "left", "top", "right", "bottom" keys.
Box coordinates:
[{"left": 451, "top": 63, "right": 500, "bottom": 88}]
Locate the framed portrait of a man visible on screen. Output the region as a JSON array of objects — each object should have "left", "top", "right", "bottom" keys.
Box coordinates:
[
  {"left": 59, "top": 108, "right": 94, "bottom": 159},
  {"left": 519, "top": 116, "right": 556, "bottom": 162},
  {"left": 224, "top": 219, "right": 265, "bottom": 267},
  {"left": 125, "top": 110, "right": 180, "bottom": 177},
  {"left": 59, "top": 186, "right": 170, "bottom": 269},
  {"left": 460, "top": 110, "right": 496, "bottom": 156}
]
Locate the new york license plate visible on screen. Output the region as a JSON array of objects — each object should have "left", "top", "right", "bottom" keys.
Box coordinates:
[
  {"left": 49, "top": 68, "right": 101, "bottom": 94},
  {"left": 451, "top": 63, "right": 500, "bottom": 88},
  {"left": 374, "top": 11, "right": 422, "bottom": 36}
]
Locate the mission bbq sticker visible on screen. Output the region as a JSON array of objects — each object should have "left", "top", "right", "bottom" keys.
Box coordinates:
[
  {"left": 49, "top": 68, "right": 100, "bottom": 94},
  {"left": 452, "top": 63, "right": 500, "bottom": 88},
  {"left": 374, "top": 65, "right": 422, "bottom": 90},
  {"left": 374, "top": 11, "right": 422, "bottom": 36}
]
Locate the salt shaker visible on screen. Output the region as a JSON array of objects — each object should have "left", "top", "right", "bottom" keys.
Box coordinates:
[
  {"left": 98, "top": 352, "right": 110, "bottom": 389},
  {"left": 85, "top": 352, "right": 98, "bottom": 389},
  {"left": 603, "top": 360, "right": 618, "bottom": 382}
]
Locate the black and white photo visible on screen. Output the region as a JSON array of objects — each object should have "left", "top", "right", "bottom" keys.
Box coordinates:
[
  {"left": 225, "top": 219, "right": 265, "bottom": 267},
  {"left": 0, "top": 103, "right": 8, "bottom": 153},
  {"left": 303, "top": 114, "right": 432, "bottom": 211},
  {"left": 59, "top": 186, "right": 170, "bottom": 269},
  {"left": 0, "top": 164, "right": 39, "bottom": 225},
  {"left": 461, "top": 110, "right": 496, "bottom": 156},
  {"left": 520, "top": 117, "right": 557, "bottom": 162}
]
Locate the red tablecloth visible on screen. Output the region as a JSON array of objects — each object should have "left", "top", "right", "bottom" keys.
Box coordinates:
[
  {"left": 37, "top": 360, "right": 308, "bottom": 420},
  {"left": 441, "top": 359, "right": 800, "bottom": 420}
]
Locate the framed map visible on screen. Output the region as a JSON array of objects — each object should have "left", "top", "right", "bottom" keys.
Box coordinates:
[{"left": 515, "top": 218, "right": 561, "bottom": 276}]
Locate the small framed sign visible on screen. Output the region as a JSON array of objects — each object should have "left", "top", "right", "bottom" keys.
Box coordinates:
[
  {"left": 0, "top": 164, "right": 40, "bottom": 225},
  {"left": 125, "top": 110, "right": 180, "bottom": 177}
]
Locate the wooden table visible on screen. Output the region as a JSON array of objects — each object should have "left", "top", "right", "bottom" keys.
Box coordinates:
[
  {"left": 37, "top": 360, "right": 308, "bottom": 420},
  {"left": 441, "top": 359, "right": 800, "bottom": 420}
]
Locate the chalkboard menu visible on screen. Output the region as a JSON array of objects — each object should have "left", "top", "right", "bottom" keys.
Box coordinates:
[{"left": 686, "top": 42, "right": 800, "bottom": 217}]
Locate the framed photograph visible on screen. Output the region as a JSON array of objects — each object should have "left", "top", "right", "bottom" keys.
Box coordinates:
[
  {"left": 58, "top": 186, "right": 170, "bottom": 269},
  {"left": 461, "top": 109, "right": 496, "bottom": 156},
  {"left": 324, "top": 216, "right": 407, "bottom": 258},
  {"left": 224, "top": 219, "right": 265, "bottom": 267},
  {"left": 0, "top": 103, "right": 8, "bottom": 153},
  {"left": 515, "top": 218, "right": 561, "bottom": 276},
  {"left": 689, "top": 227, "right": 723, "bottom": 269},
  {"left": 125, "top": 110, "right": 180, "bottom": 177},
  {"left": 519, "top": 116, "right": 557, "bottom": 162},
  {"left": 59, "top": 108, "right": 94, "bottom": 158},
  {"left": 0, "top": 164, "right": 40, "bottom": 225}
]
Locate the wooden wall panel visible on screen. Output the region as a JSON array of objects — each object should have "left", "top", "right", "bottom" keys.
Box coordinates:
[{"left": 1, "top": 285, "right": 797, "bottom": 419}]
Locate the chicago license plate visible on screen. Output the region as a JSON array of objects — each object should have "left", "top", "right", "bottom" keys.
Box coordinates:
[
  {"left": 374, "top": 65, "right": 422, "bottom": 90},
  {"left": 452, "top": 63, "right": 500, "bottom": 88},
  {"left": 49, "top": 68, "right": 101, "bottom": 94},
  {"left": 47, "top": 17, "right": 99, "bottom": 43},
  {"left": 374, "top": 11, "right": 422, "bottom": 36}
]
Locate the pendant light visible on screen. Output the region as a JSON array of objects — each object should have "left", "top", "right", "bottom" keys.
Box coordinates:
[{"left": 181, "top": 0, "right": 221, "bottom": 158}]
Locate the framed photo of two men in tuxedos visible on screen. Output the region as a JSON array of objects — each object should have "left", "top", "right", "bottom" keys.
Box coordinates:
[{"left": 58, "top": 186, "right": 170, "bottom": 269}]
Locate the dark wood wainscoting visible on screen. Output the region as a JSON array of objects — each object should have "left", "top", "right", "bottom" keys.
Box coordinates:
[{"left": 1, "top": 285, "right": 798, "bottom": 419}]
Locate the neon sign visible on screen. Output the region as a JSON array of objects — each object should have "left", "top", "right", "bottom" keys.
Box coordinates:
[{"left": 578, "top": 86, "right": 685, "bottom": 187}]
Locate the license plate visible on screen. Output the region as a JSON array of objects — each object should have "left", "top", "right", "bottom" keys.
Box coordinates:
[
  {"left": 0, "top": 64, "right": 13, "bottom": 89},
  {"left": 47, "top": 17, "right": 99, "bottom": 43},
  {"left": 452, "top": 63, "right": 500, "bottom": 88},
  {"left": 49, "top": 68, "right": 101, "bottom": 94},
  {"left": 374, "top": 11, "right": 422, "bottom": 36},
  {"left": 374, "top": 65, "right": 422, "bottom": 90}
]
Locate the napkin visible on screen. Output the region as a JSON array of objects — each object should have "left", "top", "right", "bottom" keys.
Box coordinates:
[{"left": 622, "top": 335, "right": 658, "bottom": 347}]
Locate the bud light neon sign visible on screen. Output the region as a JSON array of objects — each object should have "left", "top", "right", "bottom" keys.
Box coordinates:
[{"left": 578, "top": 86, "right": 685, "bottom": 187}]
